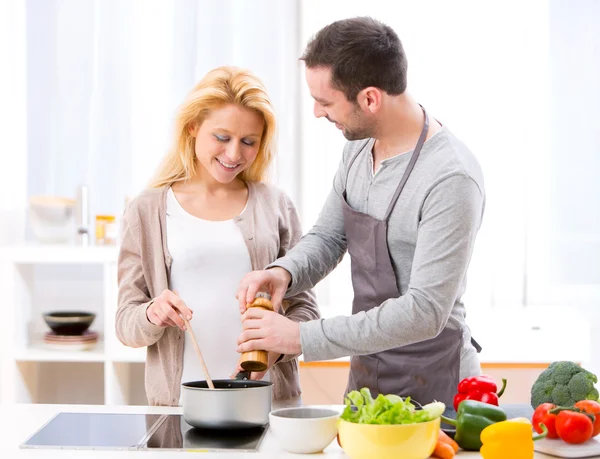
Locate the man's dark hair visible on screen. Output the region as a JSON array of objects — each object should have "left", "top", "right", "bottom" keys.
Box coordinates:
[{"left": 300, "top": 17, "right": 408, "bottom": 102}]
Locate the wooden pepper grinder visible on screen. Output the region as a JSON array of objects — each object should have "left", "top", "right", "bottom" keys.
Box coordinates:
[{"left": 240, "top": 291, "right": 273, "bottom": 372}]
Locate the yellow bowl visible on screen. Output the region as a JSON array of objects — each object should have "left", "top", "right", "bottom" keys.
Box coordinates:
[{"left": 338, "top": 417, "right": 440, "bottom": 459}]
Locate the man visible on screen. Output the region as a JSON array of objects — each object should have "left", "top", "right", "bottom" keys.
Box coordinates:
[{"left": 236, "top": 16, "right": 485, "bottom": 407}]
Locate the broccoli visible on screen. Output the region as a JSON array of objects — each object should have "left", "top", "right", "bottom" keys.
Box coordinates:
[{"left": 531, "top": 361, "right": 599, "bottom": 409}]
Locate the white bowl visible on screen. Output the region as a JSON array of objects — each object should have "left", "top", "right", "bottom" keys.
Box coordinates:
[
  {"left": 269, "top": 406, "right": 340, "bottom": 454},
  {"left": 29, "top": 195, "right": 75, "bottom": 243}
]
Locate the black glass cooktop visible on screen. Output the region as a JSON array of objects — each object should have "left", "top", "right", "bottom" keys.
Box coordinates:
[
  {"left": 20, "top": 413, "right": 162, "bottom": 451},
  {"left": 143, "top": 415, "right": 267, "bottom": 451},
  {"left": 20, "top": 412, "right": 267, "bottom": 452}
]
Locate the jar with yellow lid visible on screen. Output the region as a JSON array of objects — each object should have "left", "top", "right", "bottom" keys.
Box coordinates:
[{"left": 95, "top": 215, "right": 117, "bottom": 246}]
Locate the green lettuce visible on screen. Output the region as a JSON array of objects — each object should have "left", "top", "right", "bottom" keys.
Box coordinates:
[{"left": 340, "top": 387, "right": 445, "bottom": 425}]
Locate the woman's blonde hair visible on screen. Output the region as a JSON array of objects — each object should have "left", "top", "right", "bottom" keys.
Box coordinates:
[{"left": 148, "top": 66, "right": 276, "bottom": 188}]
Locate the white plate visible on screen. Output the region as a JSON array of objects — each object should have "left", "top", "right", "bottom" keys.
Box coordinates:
[
  {"left": 534, "top": 437, "right": 600, "bottom": 458},
  {"left": 43, "top": 341, "right": 98, "bottom": 351}
]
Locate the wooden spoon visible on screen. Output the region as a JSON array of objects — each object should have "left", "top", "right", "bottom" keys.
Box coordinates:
[
  {"left": 182, "top": 317, "right": 215, "bottom": 389},
  {"left": 175, "top": 291, "right": 215, "bottom": 389}
]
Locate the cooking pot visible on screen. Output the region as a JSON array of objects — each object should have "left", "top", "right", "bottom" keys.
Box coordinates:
[{"left": 181, "top": 371, "right": 272, "bottom": 429}]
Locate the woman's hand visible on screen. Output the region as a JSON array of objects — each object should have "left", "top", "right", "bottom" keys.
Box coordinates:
[{"left": 146, "top": 289, "right": 193, "bottom": 330}]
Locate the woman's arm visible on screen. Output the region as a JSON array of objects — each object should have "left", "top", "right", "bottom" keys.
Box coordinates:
[{"left": 115, "top": 203, "right": 165, "bottom": 348}]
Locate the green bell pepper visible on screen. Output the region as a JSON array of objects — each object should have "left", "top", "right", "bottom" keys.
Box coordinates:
[{"left": 441, "top": 400, "right": 508, "bottom": 451}]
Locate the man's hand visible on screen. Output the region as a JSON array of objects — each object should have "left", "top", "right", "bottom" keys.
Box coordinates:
[
  {"left": 231, "top": 351, "right": 280, "bottom": 381},
  {"left": 236, "top": 267, "right": 292, "bottom": 314},
  {"left": 236, "top": 308, "right": 301, "bottom": 356}
]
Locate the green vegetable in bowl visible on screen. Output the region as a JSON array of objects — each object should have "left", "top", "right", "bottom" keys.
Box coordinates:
[
  {"left": 531, "top": 361, "right": 599, "bottom": 409},
  {"left": 341, "top": 387, "right": 445, "bottom": 425}
]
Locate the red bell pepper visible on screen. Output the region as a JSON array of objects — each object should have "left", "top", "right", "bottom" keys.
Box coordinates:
[{"left": 453, "top": 375, "right": 507, "bottom": 411}]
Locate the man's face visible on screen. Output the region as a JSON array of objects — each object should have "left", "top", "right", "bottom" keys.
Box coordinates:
[{"left": 305, "top": 66, "right": 376, "bottom": 140}]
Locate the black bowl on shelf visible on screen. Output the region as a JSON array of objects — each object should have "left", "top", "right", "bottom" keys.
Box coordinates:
[{"left": 43, "top": 311, "right": 96, "bottom": 335}]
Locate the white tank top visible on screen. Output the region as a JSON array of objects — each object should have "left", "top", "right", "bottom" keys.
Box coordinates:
[{"left": 165, "top": 187, "right": 254, "bottom": 404}]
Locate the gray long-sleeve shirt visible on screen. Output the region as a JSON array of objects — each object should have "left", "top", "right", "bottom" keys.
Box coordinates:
[{"left": 269, "top": 126, "right": 485, "bottom": 365}]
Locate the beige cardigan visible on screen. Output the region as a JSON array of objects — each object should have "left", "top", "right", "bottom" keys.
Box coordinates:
[{"left": 115, "top": 181, "right": 320, "bottom": 405}]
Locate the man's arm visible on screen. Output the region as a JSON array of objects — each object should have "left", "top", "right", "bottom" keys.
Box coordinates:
[
  {"left": 274, "top": 192, "right": 321, "bottom": 363},
  {"left": 266, "top": 154, "right": 349, "bottom": 297},
  {"left": 298, "top": 174, "right": 484, "bottom": 361}
]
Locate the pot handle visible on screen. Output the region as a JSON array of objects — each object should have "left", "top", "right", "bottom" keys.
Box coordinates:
[{"left": 235, "top": 371, "right": 251, "bottom": 380}]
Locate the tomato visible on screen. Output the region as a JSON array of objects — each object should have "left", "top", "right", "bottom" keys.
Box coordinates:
[
  {"left": 532, "top": 403, "right": 559, "bottom": 439},
  {"left": 555, "top": 410, "right": 594, "bottom": 444},
  {"left": 575, "top": 400, "right": 600, "bottom": 437}
]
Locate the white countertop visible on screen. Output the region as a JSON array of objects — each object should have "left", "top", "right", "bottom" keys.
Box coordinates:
[{"left": 0, "top": 403, "right": 567, "bottom": 458}]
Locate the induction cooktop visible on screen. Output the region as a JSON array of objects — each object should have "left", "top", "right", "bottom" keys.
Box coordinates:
[
  {"left": 143, "top": 415, "right": 267, "bottom": 451},
  {"left": 20, "top": 412, "right": 267, "bottom": 452}
]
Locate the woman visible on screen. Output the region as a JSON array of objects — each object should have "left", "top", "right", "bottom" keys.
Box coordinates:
[{"left": 116, "top": 66, "right": 319, "bottom": 407}]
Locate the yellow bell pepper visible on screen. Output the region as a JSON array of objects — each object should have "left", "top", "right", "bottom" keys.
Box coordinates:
[{"left": 480, "top": 417, "right": 548, "bottom": 459}]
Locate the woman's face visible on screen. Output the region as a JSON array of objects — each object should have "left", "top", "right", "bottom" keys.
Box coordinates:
[{"left": 192, "top": 104, "right": 265, "bottom": 184}]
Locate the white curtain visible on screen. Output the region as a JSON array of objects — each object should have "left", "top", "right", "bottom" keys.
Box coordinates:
[
  {"left": 0, "top": 0, "right": 28, "bottom": 245},
  {"left": 525, "top": 0, "right": 600, "bottom": 309},
  {"left": 22, "top": 0, "right": 300, "bottom": 231}
]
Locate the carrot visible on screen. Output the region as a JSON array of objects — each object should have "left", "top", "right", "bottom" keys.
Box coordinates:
[
  {"left": 438, "top": 429, "right": 459, "bottom": 453},
  {"left": 431, "top": 441, "right": 456, "bottom": 459},
  {"left": 431, "top": 430, "right": 458, "bottom": 459}
]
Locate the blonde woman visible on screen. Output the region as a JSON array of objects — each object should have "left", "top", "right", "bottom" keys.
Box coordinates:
[{"left": 116, "top": 66, "right": 319, "bottom": 407}]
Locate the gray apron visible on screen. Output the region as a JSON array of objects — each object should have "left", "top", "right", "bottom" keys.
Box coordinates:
[{"left": 342, "top": 107, "right": 474, "bottom": 407}]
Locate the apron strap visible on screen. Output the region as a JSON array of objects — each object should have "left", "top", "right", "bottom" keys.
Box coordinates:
[
  {"left": 342, "top": 139, "right": 371, "bottom": 195},
  {"left": 471, "top": 337, "right": 482, "bottom": 353},
  {"left": 383, "top": 108, "right": 429, "bottom": 222}
]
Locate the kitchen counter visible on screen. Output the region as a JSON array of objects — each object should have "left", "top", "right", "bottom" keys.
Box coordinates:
[{"left": 0, "top": 403, "right": 577, "bottom": 458}]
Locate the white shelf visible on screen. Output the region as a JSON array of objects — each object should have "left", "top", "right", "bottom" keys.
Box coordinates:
[
  {"left": 14, "top": 338, "right": 106, "bottom": 362},
  {"left": 0, "top": 244, "right": 118, "bottom": 264},
  {"left": 109, "top": 347, "right": 146, "bottom": 363},
  {"left": 13, "top": 338, "right": 146, "bottom": 364},
  {"left": 0, "top": 248, "right": 148, "bottom": 406}
]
